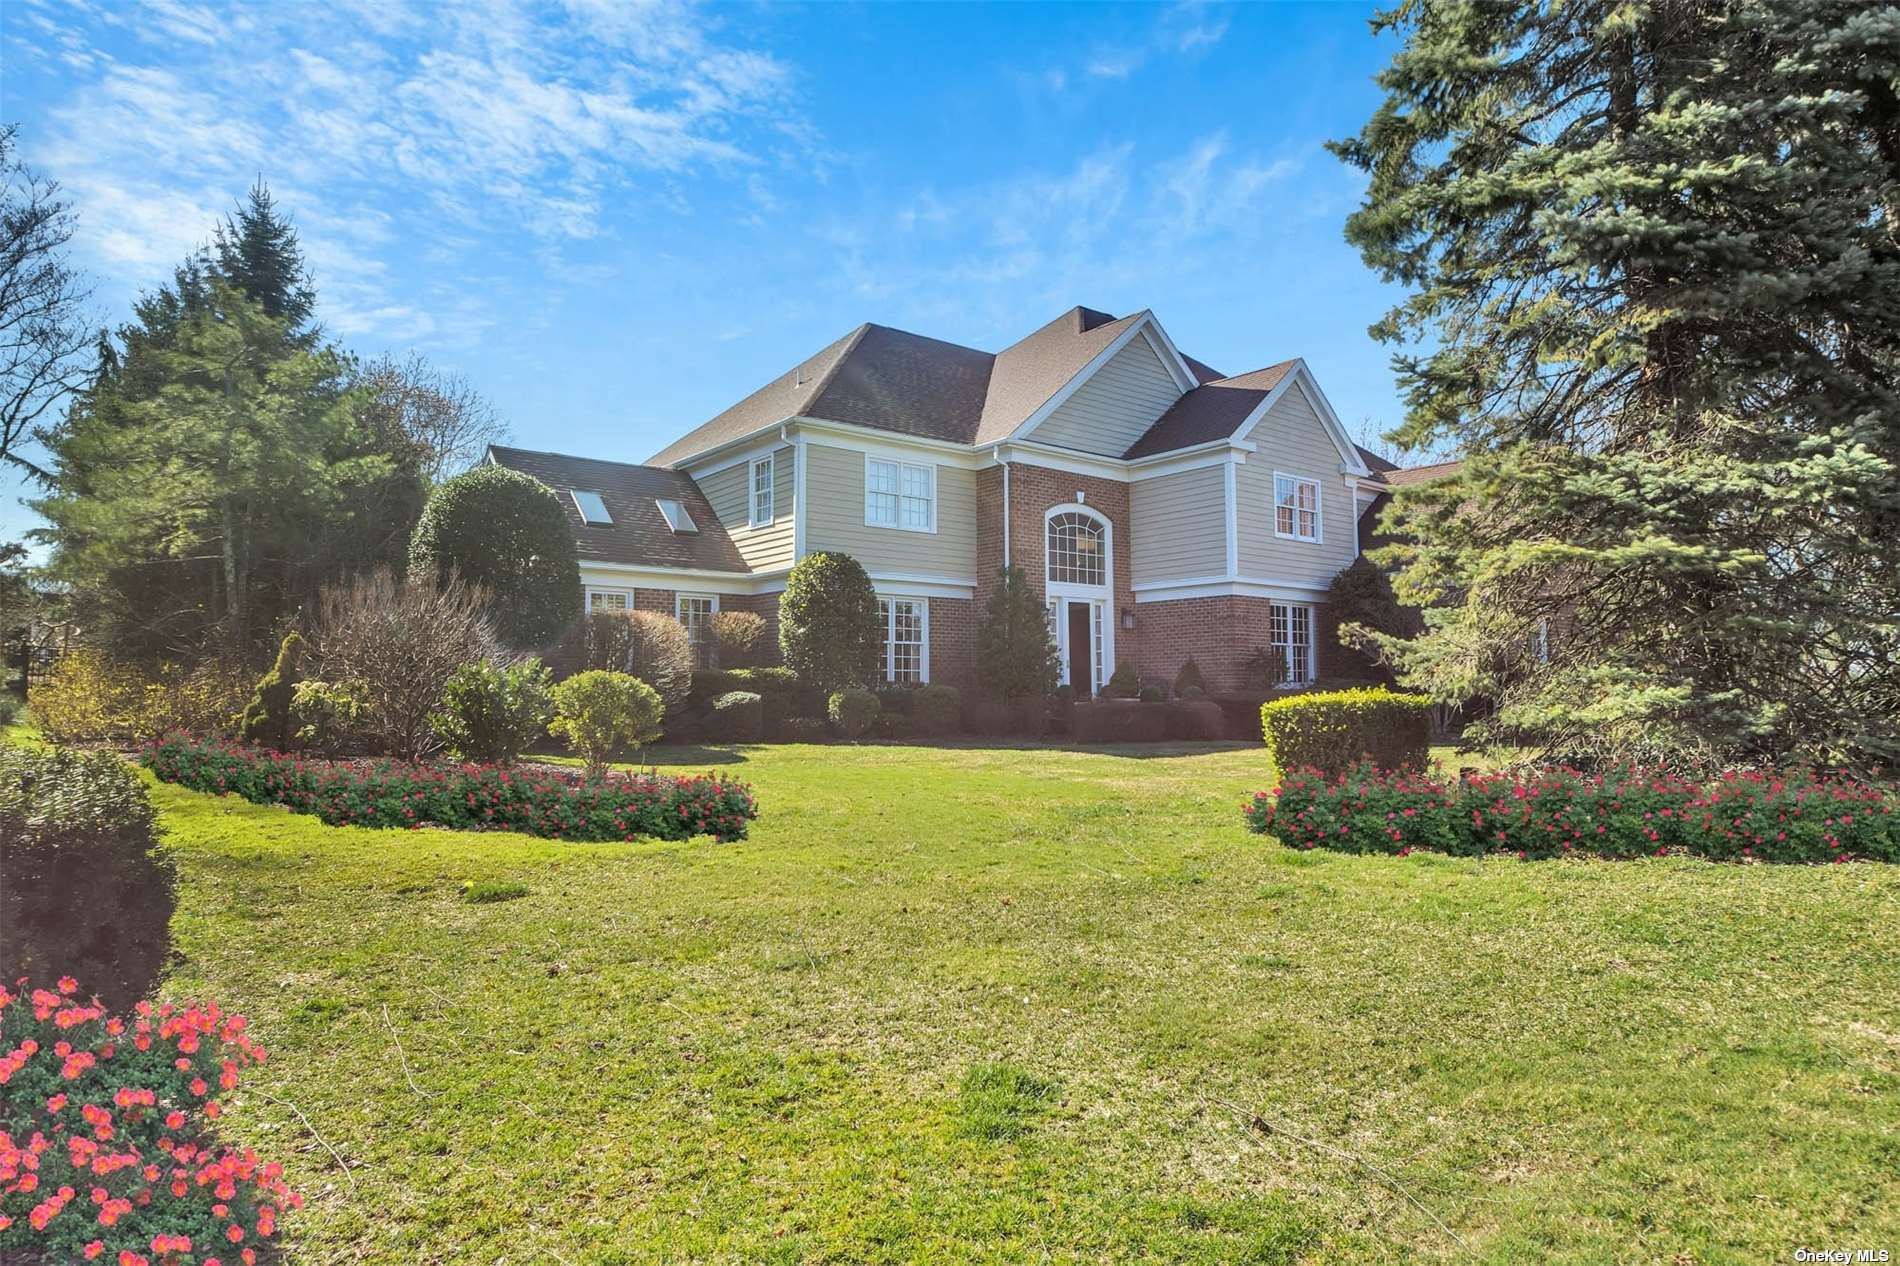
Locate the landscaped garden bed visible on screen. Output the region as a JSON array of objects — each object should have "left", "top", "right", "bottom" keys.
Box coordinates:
[
  {"left": 141, "top": 733, "right": 758, "bottom": 842},
  {"left": 1245, "top": 762, "right": 1900, "bottom": 863}
]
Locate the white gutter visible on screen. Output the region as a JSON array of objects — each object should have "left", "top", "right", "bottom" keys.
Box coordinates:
[{"left": 992, "top": 446, "right": 1011, "bottom": 570}]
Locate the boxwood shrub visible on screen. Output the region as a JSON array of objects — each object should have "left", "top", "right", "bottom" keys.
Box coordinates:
[
  {"left": 142, "top": 733, "right": 758, "bottom": 842},
  {"left": 709, "top": 690, "right": 765, "bottom": 743},
  {"left": 0, "top": 745, "right": 176, "bottom": 1012},
  {"left": 1260, "top": 687, "right": 1432, "bottom": 782}
]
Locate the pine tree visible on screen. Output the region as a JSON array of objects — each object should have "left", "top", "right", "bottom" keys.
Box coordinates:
[
  {"left": 213, "top": 180, "right": 317, "bottom": 330},
  {"left": 1335, "top": 0, "right": 1900, "bottom": 767}
]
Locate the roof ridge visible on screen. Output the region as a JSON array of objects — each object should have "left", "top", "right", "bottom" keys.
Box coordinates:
[
  {"left": 1210, "top": 357, "right": 1301, "bottom": 387},
  {"left": 490, "top": 443, "right": 661, "bottom": 471},
  {"left": 801, "top": 322, "right": 873, "bottom": 410}
]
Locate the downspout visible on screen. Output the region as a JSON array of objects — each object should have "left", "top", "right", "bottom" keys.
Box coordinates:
[{"left": 993, "top": 446, "right": 1010, "bottom": 570}]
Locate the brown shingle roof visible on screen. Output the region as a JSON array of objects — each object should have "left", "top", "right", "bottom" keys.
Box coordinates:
[
  {"left": 646, "top": 306, "right": 1288, "bottom": 468},
  {"left": 1120, "top": 360, "right": 1298, "bottom": 458},
  {"left": 1379, "top": 458, "right": 1464, "bottom": 486},
  {"left": 972, "top": 307, "right": 1145, "bottom": 447},
  {"left": 488, "top": 445, "right": 750, "bottom": 574}
]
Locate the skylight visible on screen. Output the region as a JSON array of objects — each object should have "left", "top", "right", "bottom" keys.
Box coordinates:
[
  {"left": 571, "top": 490, "right": 612, "bottom": 525},
  {"left": 656, "top": 498, "right": 698, "bottom": 533}
]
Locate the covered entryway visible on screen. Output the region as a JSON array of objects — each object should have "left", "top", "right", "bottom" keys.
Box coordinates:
[{"left": 1044, "top": 505, "right": 1113, "bottom": 695}]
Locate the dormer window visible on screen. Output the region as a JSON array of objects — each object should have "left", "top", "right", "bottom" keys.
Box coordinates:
[
  {"left": 571, "top": 490, "right": 612, "bottom": 525},
  {"left": 656, "top": 498, "right": 698, "bottom": 533}
]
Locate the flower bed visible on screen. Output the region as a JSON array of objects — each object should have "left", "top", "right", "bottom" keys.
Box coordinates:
[
  {"left": 142, "top": 734, "right": 758, "bottom": 843},
  {"left": 1243, "top": 764, "right": 1900, "bottom": 863},
  {"left": 0, "top": 977, "right": 300, "bottom": 1264}
]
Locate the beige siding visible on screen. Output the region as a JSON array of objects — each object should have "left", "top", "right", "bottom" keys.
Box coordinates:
[
  {"left": 1130, "top": 465, "right": 1226, "bottom": 584},
  {"left": 1235, "top": 381, "right": 1357, "bottom": 584},
  {"left": 803, "top": 441, "right": 979, "bottom": 578},
  {"left": 696, "top": 446, "right": 794, "bottom": 572},
  {"left": 1030, "top": 332, "right": 1183, "bottom": 456}
]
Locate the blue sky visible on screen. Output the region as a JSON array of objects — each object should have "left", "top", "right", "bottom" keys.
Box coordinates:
[{"left": 2, "top": 0, "right": 1407, "bottom": 545}]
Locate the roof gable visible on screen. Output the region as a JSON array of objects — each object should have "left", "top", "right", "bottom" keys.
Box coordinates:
[{"left": 1028, "top": 329, "right": 1187, "bottom": 456}]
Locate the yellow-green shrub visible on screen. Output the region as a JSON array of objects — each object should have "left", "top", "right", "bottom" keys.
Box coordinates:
[
  {"left": 30, "top": 649, "right": 249, "bottom": 745},
  {"left": 1260, "top": 687, "right": 1432, "bottom": 783}
]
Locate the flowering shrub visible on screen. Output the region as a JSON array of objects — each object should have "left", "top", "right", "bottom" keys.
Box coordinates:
[
  {"left": 1244, "top": 763, "right": 1900, "bottom": 863},
  {"left": 0, "top": 977, "right": 300, "bottom": 1264},
  {"left": 142, "top": 734, "right": 758, "bottom": 842}
]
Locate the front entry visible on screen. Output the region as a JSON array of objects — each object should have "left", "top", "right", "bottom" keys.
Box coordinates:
[
  {"left": 1050, "top": 595, "right": 1107, "bottom": 695},
  {"left": 1066, "top": 601, "right": 1091, "bottom": 697}
]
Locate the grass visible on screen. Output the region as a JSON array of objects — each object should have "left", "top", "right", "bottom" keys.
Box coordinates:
[{"left": 13, "top": 718, "right": 1900, "bottom": 1263}]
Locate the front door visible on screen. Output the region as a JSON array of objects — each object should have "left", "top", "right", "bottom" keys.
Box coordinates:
[{"left": 1066, "top": 601, "right": 1092, "bottom": 697}]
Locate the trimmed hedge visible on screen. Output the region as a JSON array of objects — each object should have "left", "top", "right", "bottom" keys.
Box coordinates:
[
  {"left": 0, "top": 745, "right": 176, "bottom": 1013},
  {"left": 1244, "top": 763, "right": 1900, "bottom": 864},
  {"left": 142, "top": 733, "right": 757, "bottom": 842},
  {"left": 1260, "top": 687, "right": 1432, "bottom": 782},
  {"left": 709, "top": 690, "right": 765, "bottom": 743}
]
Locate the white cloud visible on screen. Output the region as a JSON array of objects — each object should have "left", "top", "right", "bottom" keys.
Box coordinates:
[
  {"left": 29, "top": 0, "right": 813, "bottom": 344},
  {"left": 820, "top": 133, "right": 1308, "bottom": 339}
]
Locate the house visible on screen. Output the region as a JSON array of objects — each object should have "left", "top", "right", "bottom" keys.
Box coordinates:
[{"left": 488, "top": 306, "right": 1442, "bottom": 694}]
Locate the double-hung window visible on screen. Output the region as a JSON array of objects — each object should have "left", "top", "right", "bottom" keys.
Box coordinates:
[
  {"left": 865, "top": 457, "right": 933, "bottom": 531},
  {"left": 877, "top": 597, "right": 928, "bottom": 684},
  {"left": 676, "top": 594, "right": 718, "bottom": 666},
  {"left": 1274, "top": 474, "right": 1321, "bottom": 542},
  {"left": 1268, "top": 602, "right": 1314, "bottom": 686},
  {"left": 749, "top": 455, "right": 774, "bottom": 526},
  {"left": 587, "top": 588, "right": 631, "bottom": 614}
]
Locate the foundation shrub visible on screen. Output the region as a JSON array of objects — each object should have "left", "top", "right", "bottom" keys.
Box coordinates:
[{"left": 708, "top": 690, "right": 764, "bottom": 743}]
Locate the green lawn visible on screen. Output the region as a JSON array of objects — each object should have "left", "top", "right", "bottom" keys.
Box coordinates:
[{"left": 59, "top": 734, "right": 1900, "bottom": 1261}]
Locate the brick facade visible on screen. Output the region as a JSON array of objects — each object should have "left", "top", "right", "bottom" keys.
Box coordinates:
[
  {"left": 1129, "top": 595, "right": 1354, "bottom": 694},
  {"left": 927, "top": 596, "right": 978, "bottom": 689}
]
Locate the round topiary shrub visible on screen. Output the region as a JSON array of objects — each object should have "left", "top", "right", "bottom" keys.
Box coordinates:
[
  {"left": 827, "top": 686, "right": 880, "bottom": 739},
  {"left": 710, "top": 610, "right": 768, "bottom": 668},
  {"left": 710, "top": 690, "right": 764, "bottom": 743},
  {"left": 549, "top": 670, "right": 664, "bottom": 774},
  {"left": 779, "top": 552, "right": 880, "bottom": 694},
  {"left": 1138, "top": 684, "right": 1163, "bottom": 703},
  {"left": 1103, "top": 662, "right": 1140, "bottom": 699},
  {"left": 410, "top": 464, "right": 582, "bottom": 649}
]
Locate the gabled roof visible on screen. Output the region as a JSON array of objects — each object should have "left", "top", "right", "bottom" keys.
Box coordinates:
[
  {"left": 1121, "top": 360, "right": 1298, "bottom": 458},
  {"left": 647, "top": 305, "right": 1310, "bottom": 468},
  {"left": 974, "top": 307, "right": 1146, "bottom": 447},
  {"left": 487, "top": 445, "right": 750, "bottom": 573}
]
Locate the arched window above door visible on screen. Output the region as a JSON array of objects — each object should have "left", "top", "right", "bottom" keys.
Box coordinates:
[{"left": 1047, "top": 511, "right": 1106, "bottom": 587}]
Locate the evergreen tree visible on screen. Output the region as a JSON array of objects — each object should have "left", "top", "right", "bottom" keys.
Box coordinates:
[
  {"left": 213, "top": 180, "right": 317, "bottom": 330},
  {"left": 1335, "top": 0, "right": 1900, "bottom": 766},
  {"left": 976, "top": 566, "right": 1060, "bottom": 702}
]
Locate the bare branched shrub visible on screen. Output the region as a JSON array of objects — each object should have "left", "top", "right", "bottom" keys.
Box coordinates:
[
  {"left": 562, "top": 610, "right": 692, "bottom": 713},
  {"left": 309, "top": 567, "right": 499, "bottom": 759}
]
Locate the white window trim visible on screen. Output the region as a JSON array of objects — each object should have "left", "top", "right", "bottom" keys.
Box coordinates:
[
  {"left": 1272, "top": 471, "right": 1323, "bottom": 544},
  {"left": 1269, "top": 600, "right": 1317, "bottom": 688},
  {"left": 585, "top": 586, "right": 633, "bottom": 612},
  {"left": 863, "top": 454, "right": 937, "bottom": 534},
  {"left": 749, "top": 454, "right": 775, "bottom": 528},
  {"left": 1041, "top": 502, "right": 1115, "bottom": 694},
  {"left": 674, "top": 592, "right": 721, "bottom": 621},
  {"left": 876, "top": 594, "right": 931, "bottom": 684}
]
